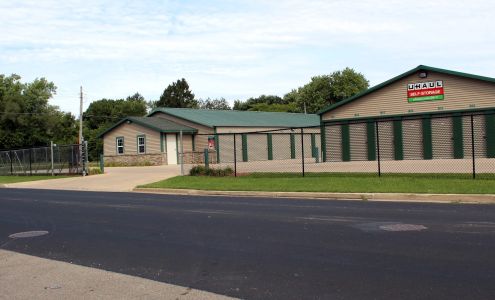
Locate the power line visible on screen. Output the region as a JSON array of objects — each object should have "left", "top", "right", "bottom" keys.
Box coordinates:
[{"left": 0, "top": 112, "right": 126, "bottom": 119}]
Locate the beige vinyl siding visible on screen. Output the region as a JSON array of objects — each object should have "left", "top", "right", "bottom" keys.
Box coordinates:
[
  {"left": 325, "top": 125, "right": 342, "bottom": 161},
  {"left": 349, "top": 123, "right": 367, "bottom": 161},
  {"left": 377, "top": 121, "right": 394, "bottom": 160},
  {"left": 402, "top": 119, "right": 423, "bottom": 160},
  {"left": 103, "top": 123, "right": 160, "bottom": 155},
  {"left": 322, "top": 71, "right": 495, "bottom": 121},
  {"left": 431, "top": 117, "right": 454, "bottom": 159},
  {"left": 215, "top": 127, "right": 321, "bottom": 134}
]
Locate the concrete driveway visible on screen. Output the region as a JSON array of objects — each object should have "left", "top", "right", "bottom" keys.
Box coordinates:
[{"left": 4, "top": 165, "right": 181, "bottom": 192}]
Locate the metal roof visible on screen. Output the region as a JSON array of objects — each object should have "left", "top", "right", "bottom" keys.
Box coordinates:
[
  {"left": 317, "top": 65, "right": 495, "bottom": 115},
  {"left": 97, "top": 116, "right": 197, "bottom": 138},
  {"left": 148, "top": 108, "right": 320, "bottom": 128}
]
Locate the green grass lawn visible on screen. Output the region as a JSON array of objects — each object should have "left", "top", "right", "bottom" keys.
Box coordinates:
[
  {"left": 0, "top": 175, "right": 70, "bottom": 184},
  {"left": 140, "top": 173, "right": 495, "bottom": 194}
]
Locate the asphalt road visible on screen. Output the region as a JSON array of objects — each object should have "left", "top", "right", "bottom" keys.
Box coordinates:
[{"left": 1, "top": 189, "right": 494, "bottom": 299}]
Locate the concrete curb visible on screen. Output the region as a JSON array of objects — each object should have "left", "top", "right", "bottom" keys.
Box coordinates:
[{"left": 133, "top": 188, "right": 495, "bottom": 204}]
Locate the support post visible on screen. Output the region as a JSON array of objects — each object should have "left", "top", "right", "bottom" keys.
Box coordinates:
[
  {"left": 233, "top": 133, "right": 237, "bottom": 177},
  {"left": 180, "top": 130, "right": 184, "bottom": 176},
  {"left": 471, "top": 114, "right": 476, "bottom": 179},
  {"left": 10, "top": 150, "right": 13, "bottom": 175},
  {"left": 50, "top": 141, "right": 54, "bottom": 176},
  {"left": 99, "top": 154, "right": 104, "bottom": 174},
  {"left": 29, "top": 149, "right": 32, "bottom": 176},
  {"left": 375, "top": 121, "right": 381, "bottom": 177},
  {"left": 301, "top": 128, "right": 305, "bottom": 177},
  {"left": 204, "top": 148, "right": 209, "bottom": 169},
  {"left": 267, "top": 133, "right": 273, "bottom": 160}
]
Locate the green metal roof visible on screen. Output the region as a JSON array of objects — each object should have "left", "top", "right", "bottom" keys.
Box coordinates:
[
  {"left": 317, "top": 65, "right": 495, "bottom": 115},
  {"left": 148, "top": 108, "right": 320, "bottom": 128},
  {"left": 97, "top": 116, "right": 197, "bottom": 138}
]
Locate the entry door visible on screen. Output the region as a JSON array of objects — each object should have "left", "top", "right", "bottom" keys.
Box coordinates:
[{"left": 166, "top": 133, "right": 177, "bottom": 165}]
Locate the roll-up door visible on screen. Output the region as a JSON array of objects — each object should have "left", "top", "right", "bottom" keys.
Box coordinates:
[
  {"left": 463, "top": 115, "right": 487, "bottom": 158},
  {"left": 218, "top": 134, "right": 235, "bottom": 163},
  {"left": 272, "top": 133, "right": 291, "bottom": 160},
  {"left": 349, "top": 122, "right": 367, "bottom": 161},
  {"left": 247, "top": 134, "right": 268, "bottom": 161},
  {"left": 325, "top": 124, "right": 342, "bottom": 161},
  {"left": 432, "top": 116, "right": 454, "bottom": 159},
  {"left": 402, "top": 118, "right": 423, "bottom": 160},
  {"left": 377, "top": 121, "right": 394, "bottom": 160}
]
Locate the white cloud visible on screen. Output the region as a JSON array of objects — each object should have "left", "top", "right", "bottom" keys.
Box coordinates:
[{"left": 0, "top": 0, "right": 494, "bottom": 114}]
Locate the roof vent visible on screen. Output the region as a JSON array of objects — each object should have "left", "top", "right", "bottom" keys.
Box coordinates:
[{"left": 418, "top": 71, "right": 428, "bottom": 78}]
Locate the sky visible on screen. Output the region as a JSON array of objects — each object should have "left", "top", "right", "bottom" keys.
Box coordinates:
[{"left": 1, "top": 0, "right": 494, "bottom": 116}]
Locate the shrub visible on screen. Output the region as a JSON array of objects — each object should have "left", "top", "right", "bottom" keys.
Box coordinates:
[
  {"left": 189, "top": 165, "right": 233, "bottom": 177},
  {"left": 189, "top": 165, "right": 207, "bottom": 176},
  {"left": 88, "top": 167, "right": 103, "bottom": 175}
]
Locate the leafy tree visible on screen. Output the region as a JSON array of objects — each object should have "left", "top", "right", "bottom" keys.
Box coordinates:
[
  {"left": 233, "top": 95, "right": 288, "bottom": 111},
  {"left": 156, "top": 78, "right": 197, "bottom": 108},
  {"left": 294, "top": 68, "right": 369, "bottom": 113},
  {"left": 198, "top": 98, "right": 231, "bottom": 110},
  {"left": 0, "top": 74, "right": 77, "bottom": 149}
]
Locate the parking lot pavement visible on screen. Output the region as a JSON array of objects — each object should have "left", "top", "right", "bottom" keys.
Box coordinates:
[{"left": 3, "top": 165, "right": 181, "bottom": 192}]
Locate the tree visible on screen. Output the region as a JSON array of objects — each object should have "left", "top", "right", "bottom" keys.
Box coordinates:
[
  {"left": 233, "top": 95, "right": 289, "bottom": 111},
  {"left": 198, "top": 98, "right": 231, "bottom": 110},
  {"left": 156, "top": 78, "right": 197, "bottom": 108},
  {"left": 0, "top": 74, "right": 78, "bottom": 149},
  {"left": 294, "top": 68, "right": 369, "bottom": 113}
]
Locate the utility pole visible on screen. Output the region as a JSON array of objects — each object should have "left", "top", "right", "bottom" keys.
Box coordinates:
[{"left": 79, "top": 86, "right": 83, "bottom": 145}]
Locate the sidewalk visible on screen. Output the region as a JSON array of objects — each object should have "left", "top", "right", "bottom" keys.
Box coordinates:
[
  {"left": 0, "top": 249, "right": 235, "bottom": 300},
  {"left": 133, "top": 188, "right": 495, "bottom": 204}
]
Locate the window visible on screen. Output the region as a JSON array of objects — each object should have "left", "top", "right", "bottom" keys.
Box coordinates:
[
  {"left": 137, "top": 135, "right": 146, "bottom": 154},
  {"left": 116, "top": 137, "right": 124, "bottom": 154}
]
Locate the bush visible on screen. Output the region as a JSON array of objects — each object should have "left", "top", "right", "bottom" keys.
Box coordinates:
[
  {"left": 189, "top": 165, "right": 233, "bottom": 177},
  {"left": 88, "top": 167, "right": 103, "bottom": 175}
]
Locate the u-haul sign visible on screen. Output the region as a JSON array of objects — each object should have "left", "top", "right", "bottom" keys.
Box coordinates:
[{"left": 407, "top": 80, "right": 444, "bottom": 103}]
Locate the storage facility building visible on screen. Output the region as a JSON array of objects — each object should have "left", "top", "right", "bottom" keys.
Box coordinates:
[
  {"left": 99, "top": 108, "right": 320, "bottom": 166},
  {"left": 318, "top": 65, "right": 495, "bottom": 164}
]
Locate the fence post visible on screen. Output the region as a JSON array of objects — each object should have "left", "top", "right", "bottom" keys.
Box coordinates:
[
  {"left": 29, "top": 149, "right": 32, "bottom": 176},
  {"left": 180, "top": 130, "right": 184, "bottom": 176},
  {"left": 99, "top": 153, "right": 105, "bottom": 174},
  {"left": 375, "top": 121, "right": 381, "bottom": 177},
  {"left": 204, "top": 148, "right": 209, "bottom": 169},
  {"left": 50, "top": 141, "right": 54, "bottom": 176},
  {"left": 233, "top": 133, "right": 237, "bottom": 177},
  {"left": 10, "top": 150, "right": 13, "bottom": 175},
  {"left": 301, "top": 128, "right": 305, "bottom": 177},
  {"left": 471, "top": 114, "right": 476, "bottom": 179}
]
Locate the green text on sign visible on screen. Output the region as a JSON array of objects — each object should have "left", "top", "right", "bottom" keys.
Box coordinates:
[{"left": 408, "top": 95, "right": 444, "bottom": 103}]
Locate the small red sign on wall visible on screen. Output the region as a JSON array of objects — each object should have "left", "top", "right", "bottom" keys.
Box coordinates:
[{"left": 208, "top": 136, "right": 216, "bottom": 150}]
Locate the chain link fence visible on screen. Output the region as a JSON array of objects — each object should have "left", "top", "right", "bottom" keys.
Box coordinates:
[
  {"left": 191, "top": 111, "right": 495, "bottom": 178},
  {"left": 0, "top": 143, "right": 86, "bottom": 176}
]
